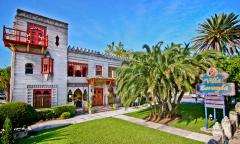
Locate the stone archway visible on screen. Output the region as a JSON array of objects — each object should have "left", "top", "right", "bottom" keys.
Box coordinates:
[{"left": 74, "top": 88, "right": 83, "bottom": 108}]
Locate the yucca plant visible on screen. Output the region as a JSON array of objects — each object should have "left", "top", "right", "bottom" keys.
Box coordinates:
[{"left": 193, "top": 13, "right": 240, "bottom": 55}]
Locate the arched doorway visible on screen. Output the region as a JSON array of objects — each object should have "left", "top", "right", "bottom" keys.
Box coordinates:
[{"left": 74, "top": 89, "right": 82, "bottom": 108}]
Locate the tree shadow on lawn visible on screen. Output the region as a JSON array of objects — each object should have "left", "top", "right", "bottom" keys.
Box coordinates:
[
  {"left": 172, "top": 103, "right": 234, "bottom": 128},
  {"left": 16, "top": 126, "right": 69, "bottom": 144}
]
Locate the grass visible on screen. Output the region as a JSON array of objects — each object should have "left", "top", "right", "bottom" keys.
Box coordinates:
[
  {"left": 17, "top": 118, "right": 203, "bottom": 144},
  {"left": 125, "top": 104, "right": 226, "bottom": 134}
]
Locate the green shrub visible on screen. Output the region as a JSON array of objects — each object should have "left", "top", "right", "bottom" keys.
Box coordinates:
[
  {"left": 0, "top": 102, "right": 38, "bottom": 129},
  {"left": 37, "top": 109, "right": 55, "bottom": 121},
  {"left": 60, "top": 112, "right": 71, "bottom": 119},
  {"left": 1, "top": 117, "right": 13, "bottom": 144},
  {"left": 52, "top": 104, "right": 76, "bottom": 118},
  {"left": 112, "top": 103, "right": 118, "bottom": 110}
]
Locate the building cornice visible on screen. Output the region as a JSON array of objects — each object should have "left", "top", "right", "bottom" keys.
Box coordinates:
[{"left": 16, "top": 9, "right": 68, "bottom": 29}]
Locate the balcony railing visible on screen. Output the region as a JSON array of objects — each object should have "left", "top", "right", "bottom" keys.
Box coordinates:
[{"left": 3, "top": 26, "right": 48, "bottom": 48}]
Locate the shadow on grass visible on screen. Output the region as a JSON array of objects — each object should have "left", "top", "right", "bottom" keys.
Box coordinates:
[
  {"left": 16, "top": 126, "right": 69, "bottom": 144},
  {"left": 127, "top": 103, "right": 235, "bottom": 133}
]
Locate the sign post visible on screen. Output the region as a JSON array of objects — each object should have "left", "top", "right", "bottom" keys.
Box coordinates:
[{"left": 196, "top": 67, "right": 235, "bottom": 128}]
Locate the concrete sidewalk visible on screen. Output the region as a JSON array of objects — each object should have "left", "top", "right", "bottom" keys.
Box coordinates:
[
  {"left": 113, "top": 115, "right": 212, "bottom": 143},
  {"left": 28, "top": 107, "right": 143, "bottom": 132}
]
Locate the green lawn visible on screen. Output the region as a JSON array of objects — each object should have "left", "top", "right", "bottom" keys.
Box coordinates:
[
  {"left": 17, "top": 118, "right": 203, "bottom": 144},
  {"left": 125, "top": 104, "right": 220, "bottom": 134}
]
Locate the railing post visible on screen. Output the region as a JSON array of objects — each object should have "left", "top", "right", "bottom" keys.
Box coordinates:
[{"left": 3, "top": 25, "right": 5, "bottom": 40}]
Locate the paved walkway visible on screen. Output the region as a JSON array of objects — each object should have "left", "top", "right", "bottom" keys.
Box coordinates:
[
  {"left": 113, "top": 115, "right": 212, "bottom": 143},
  {"left": 28, "top": 107, "right": 143, "bottom": 132}
]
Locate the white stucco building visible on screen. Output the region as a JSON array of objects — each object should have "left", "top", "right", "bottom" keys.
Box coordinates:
[{"left": 3, "top": 9, "right": 123, "bottom": 108}]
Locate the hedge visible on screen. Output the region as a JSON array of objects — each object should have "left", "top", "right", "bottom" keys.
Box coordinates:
[
  {"left": 52, "top": 104, "right": 76, "bottom": 118},
  {"left": 60, "top": 112, "right": 71, "bottom": 119},
  {"left": 0, "top": 102, "right": 38, "bottom": 129},
  {"left": 37, "top": 109, "right": 55, "bottom": 121}
]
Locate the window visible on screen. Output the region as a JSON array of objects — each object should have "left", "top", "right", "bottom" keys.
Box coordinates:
[
  {"left": 68, "top": 65, "right": 74, "bottom": 76},
  {"left": 75, "top": 70, "right": 81, "bottom": 77},
  {"left": 25, "top": 63, "right": 33, "bottom": 74},
  {"left": 96, "top": 65, "right": 102, "bottom": 76},
  {"left": 108, "top": 67, "right": 116, "bottom": 78},
  {"left": 67, "top": 62, "right": 88, "bottom": 77},
  {"left": 33, "top": 89, "right": 51, "bottom": 108},
  {"left": 41, "top": 57, "right": 53, "bottom": 74},
  {"left": 27, "top": 23, "right": 46, "bottom": 46},
  {"left": 55, "top": 35, "right": 59, "bottom": 46}
]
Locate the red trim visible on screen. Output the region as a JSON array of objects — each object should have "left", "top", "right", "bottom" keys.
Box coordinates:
[
  {"left": 33, "top": 89, "right": 52, "bottom": 108},
  {"left": 93, "top": 88, "right": 103, "bottom": 106},
  {"left": 41, "top": 57, "right": 53, "bottom": 74},
  {"left": 27, "top": 22, "right": 47, "bottom": 36},
  {"left": 68, "top": 62, "right": 88, "bottom": 77},
  {"left": 3, "top": 25, "right": 48, "bottom": 48}
]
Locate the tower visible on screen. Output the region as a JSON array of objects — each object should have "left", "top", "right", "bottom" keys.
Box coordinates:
[{"left": 3, "top": 9, "right": 68, "bottom": 107}]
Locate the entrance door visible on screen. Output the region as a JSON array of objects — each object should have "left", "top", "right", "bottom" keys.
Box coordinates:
[
  {"left": 28, "top": 23, "right": 45, "bottom": 45},
  {"left": 93, "top": 88, "right": 103, "bottom": 106}
]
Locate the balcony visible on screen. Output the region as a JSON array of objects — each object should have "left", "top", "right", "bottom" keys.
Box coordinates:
[{"left": 3, "top": 26, "right": 48, "bottom": 48}]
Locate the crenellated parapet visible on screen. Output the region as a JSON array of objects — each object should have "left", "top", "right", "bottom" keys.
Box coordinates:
[{"left": 67, "top": 45, "right": 127, "bottom": 61}]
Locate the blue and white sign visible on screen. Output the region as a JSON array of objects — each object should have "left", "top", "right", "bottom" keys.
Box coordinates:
[
  {"left": 195, "top": 67, "right": 236, "bottom": 128},
  {"left": 197, "top": 83, "right": 235, "bottom": 96}
]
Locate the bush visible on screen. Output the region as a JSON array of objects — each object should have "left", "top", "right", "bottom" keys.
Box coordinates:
[
  {"left": 1, "top": 117, "right": 13, "bottom": 144},
  {"left": 0, "top": 102, "right": 38, "bottom": 129},
  {"left": 37, "top": 109, "right": 55, "bottom": 121},
  {"left": 112, "top": 103, "right": 118, "bottom": 110},
  {"left": 52, "top": 104, "right": 76, "bottom": 118},
  {"left": 60, "top": 112, "right": 71, "bottom": 119}
]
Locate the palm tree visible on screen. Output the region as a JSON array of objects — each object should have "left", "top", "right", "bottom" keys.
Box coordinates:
[
  {"left": 105, "top": 41, "right": 131, "bottom": 57},
  {"left": 193, "top": 13, "right": 240, "bottom": 55},
  {"left": 116, "top": 42, "right": 222, "bottom": 119}
]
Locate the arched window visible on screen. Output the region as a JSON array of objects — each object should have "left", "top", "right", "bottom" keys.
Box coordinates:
[
  {"left": 43, "top": 90, "right": 50, "bottom": 96},
  {"left": 25, "top": 63, "right": 33, "bottom": 74},
  {"left": 82, "top": 67, "right": 88, "bottom": 77},
  {"left": 75, "top": 70, "right": 81, "bottom": 77},
  {"left": 33, "top": 89, "right": 51, "bottom": 108},
  {"left": 68, "top": 66, "right": 74, "bottom": 76},
  {"left": 83, "top": 89, "right": 88, "bottom": 101},
  {"left": 34, "top": 90, "right": 41, "bottom": 96}
]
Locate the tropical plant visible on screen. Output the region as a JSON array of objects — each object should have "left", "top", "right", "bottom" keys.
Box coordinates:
[
  {"left": 0, "top": 66, "right": 11, "bottom": 101},
  {"left": 217, "top": 55, "right": 240, "bottom": 101},
  {"left": 116, "top": 42, "right": 222, "bottom": 119},
  {"left": 192, "top": 13, "right": 240, "bottom": 55},
  {"left": 105, "top": 41, "right": 131, "bottom": 57}
]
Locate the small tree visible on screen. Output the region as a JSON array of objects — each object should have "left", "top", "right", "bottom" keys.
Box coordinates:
[
  {"left": 0, "top": 66, "right": 11, "bottom": 101},
  {"left": 1, "top": 117, "right": 13, "bottom": 144}
]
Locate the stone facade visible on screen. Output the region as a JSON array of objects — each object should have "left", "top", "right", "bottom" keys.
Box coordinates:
[{"left": 4, "top": 9, "right": 123, "bottom": 108}]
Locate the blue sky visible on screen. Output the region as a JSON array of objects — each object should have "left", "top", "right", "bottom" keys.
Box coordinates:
[{"left": 0, "top": 0, "right": 240, "bottom": 68}]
